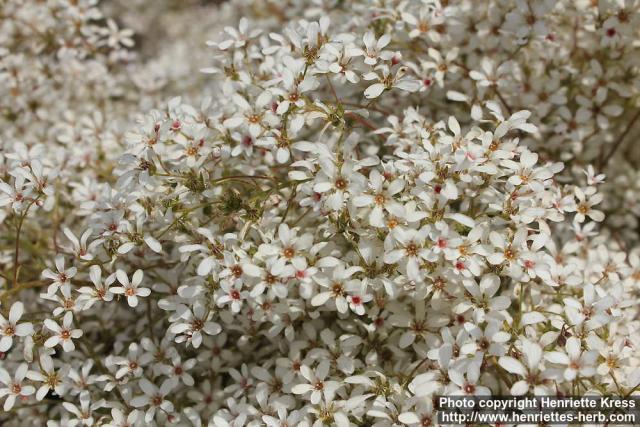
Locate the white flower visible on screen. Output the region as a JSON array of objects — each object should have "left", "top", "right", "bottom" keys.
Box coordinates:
[
  {"left": 130, "top": 378, "right": 175, "bottom": 423},
  {"left": 499, "top": 340, "right": 551, "bottom": 395},
  {"left": 568, "top": 187, "right": 605, "bottom": 222},
  {"left": 44, "top": 312, "right": 83, "bottom": 352},
  {"left": 457, "top": 274, "right": 511, "bottom": 323},
  {"left": 422, "top": 47, "right": 459, "bottom": 87},
  {"left": 352, "top": 169, "right": 405, "bottom": 227},
  {"left": 356, "top": 31, "right": 393, "bottom": 65},
  {"left": 0, "top": 363, "right": 34, "bottom": 411},
  {"left": 346, "top": 284, "right": 372, "bottom": 316},
  {"left": 450, "top": 354, "right": 491, "bottom": 396},
  {"left": 42, "top": 255, "right": 77, "bottom": 296},
  {"left": 111, "top": 269, "right": 151, "bottom": 307},
  {"left": 76, "top": 265, "right": 114, "bottom": 309},
  {"left": 0, "top": 302, "right": 33, "bottom": 352},
  {"left": 62, "top": 391, "right": 105, "bottom": 427},
  {"left": 160, "top": 356, "right": 196, "bottom": 387},
  {"left": 545, "top": 337, "right": 598, "bottom": 381},
  {"left": 0, "top": 175, "right": 32, "bottom": 211},
  {"left": 113, "top": 343, "right": 150, "bottom": 379},
  {"left": 212, "top": 17, "right": 262, "bottom": 50},
  {"left": 103, "top": 408, "right": 141, "bottom": 427},
  {"left": 169, "top": 301, "right": 221, "bottom": 348},
  {"left": 313, "top": 158, "right": 362, "bottom": 211},
  {"left": 63, "top": 228, "right": 102, "bottom": 261},
  {"left": 291, "top": 360, "right": 341, "bottom": 405},
  {"left": 312, "top": 264, "right": 363, "bottom": 313},
  {"left": 362, "top": 66, "right": 421, "bottom": 99},
  {"left": 217, "top": 281, "right": 247, "bottom": 313},
  {"left": 27, "top": 353, "right": 66, "bottom": 400},
  {"left": 384, "top": 226, "right": 431, "bottom": 281},
  {"left": 263, "top": 407, "right": 306, "bottom": 427}
]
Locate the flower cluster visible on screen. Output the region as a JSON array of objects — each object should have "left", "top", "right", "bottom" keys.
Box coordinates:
[{"left": 1, "top": 0, "right": 640, "bottom": 426}]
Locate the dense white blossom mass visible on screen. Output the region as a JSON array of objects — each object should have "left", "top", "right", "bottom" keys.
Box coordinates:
[{"left": 1, "top": 0, "right": 640, "bottom": 425}]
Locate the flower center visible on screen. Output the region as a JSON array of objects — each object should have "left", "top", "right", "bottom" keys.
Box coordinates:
[
  {"left": 231, "top": 265, "right": 243, "bottom": 277},
  {"left": 463, "top": 382, "right": 475, "bottom": 394},
  {"left": 331, "top": 282, "right": 344, "bottom": 296},
  {"left": 283, "top": 247, "right": 295, "bottom": 259},
  {"left": 504, "top": 247, "right": 516, "bottom": 260},
  {"left": 191, "top": 319, "right": 204, "bottom": 331},
  {"left": 433, "top": 277, "right": 446, "bottom": 290},
  {"left": 266, "top": 273, "right": 277, "bottom": 284},
  {"left": 46, "top": 373, "right": 59, "bottom": 388},
  {"left": 405, "top": 243, "right": 419, "bottom": 256}
]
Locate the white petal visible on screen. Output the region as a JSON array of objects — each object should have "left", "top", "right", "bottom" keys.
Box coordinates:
[
  {"left": 9, "top": 302, "right": 24, "bottom": 324},
  {"left": 499, "top": 356, "right": 527, "bottom": 376},
  {"left": 144, "top": 236, "right": 162, "bottom": 253},
  {"left": 364, "top": 83, "right": 385, "bottom": 99}
]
